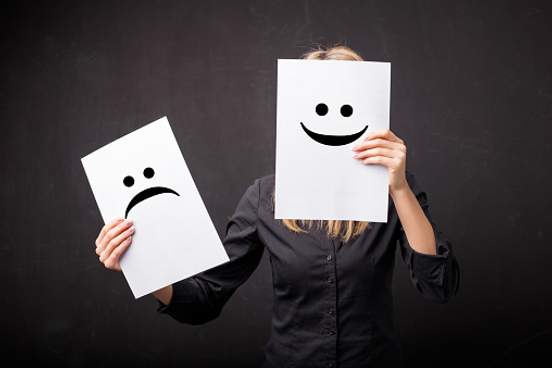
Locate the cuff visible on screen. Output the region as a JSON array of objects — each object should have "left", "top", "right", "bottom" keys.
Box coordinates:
[
  {"left": 408, "top": 237, "right": 452, "bottom": 287},
  {"left": 156, "top": 299, "right": 170, "bottom": 314},
  {"left": 156, "top": 277, "right": 199, "bottom": 315}
]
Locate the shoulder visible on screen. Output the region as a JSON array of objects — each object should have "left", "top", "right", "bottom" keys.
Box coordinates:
[
  {"left": 257, "top": 172, "right": 275, "bottom": 190},
  {"left": 243, "top": 173, "right": 274, "bottom": 212},
  {"left": 241, "top": 173, "right": 274, "bottom": 203},
  {"left": 255, "top": 173, "right": 275, "bottom": 200},
  {"left": 245, "top": 173, "right": 274, "bottom": 190}
]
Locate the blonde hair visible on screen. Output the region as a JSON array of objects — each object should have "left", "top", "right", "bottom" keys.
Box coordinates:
[{"left": 273, "top": 45, "right": 371, "bottom": 243}]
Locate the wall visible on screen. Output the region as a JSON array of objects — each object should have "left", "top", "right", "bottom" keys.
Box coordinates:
[{"left": 2, "top": 1, "right": 551, "bottom": 367}]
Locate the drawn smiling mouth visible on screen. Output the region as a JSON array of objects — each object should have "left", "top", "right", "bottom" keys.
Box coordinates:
[
  {"left": 300, "top": 122, "right": 368, "bottom": 146},
  {"left": 125, "top": 186, "right": 180, "bottom": 218}
]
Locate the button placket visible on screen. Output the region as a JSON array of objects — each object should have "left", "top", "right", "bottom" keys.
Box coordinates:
[{"left": 323, "top": 238, "right": 339, "bottom": 366}]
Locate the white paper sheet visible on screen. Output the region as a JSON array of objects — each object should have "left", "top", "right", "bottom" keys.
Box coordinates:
[
  {"left": 275, "top": 59, "right": 391, "bottom": 222},
  {"left": 81, "top": 117, "right": 229, "bottom": 298}
]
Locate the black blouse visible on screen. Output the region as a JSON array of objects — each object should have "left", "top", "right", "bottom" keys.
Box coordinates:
[{"left": 156, "top": 170, "right": 460, "bottom": 368}]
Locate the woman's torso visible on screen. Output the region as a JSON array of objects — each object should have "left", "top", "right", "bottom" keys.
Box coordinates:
[{"left": 255, "top": 174, "right": 404, "bottom": 368}]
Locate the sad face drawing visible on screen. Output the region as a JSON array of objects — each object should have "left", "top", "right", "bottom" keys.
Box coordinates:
[
  {"left": 122, "top": 167, "right": 180, "bottom": 218},
  {"left": 81, "top": 117, "right": 231, "bottom": 299}
]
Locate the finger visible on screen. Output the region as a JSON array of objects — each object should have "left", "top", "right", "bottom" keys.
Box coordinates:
[
  {"left": 104, "top": 237, "right": 132, "bottom": 270},
  {"left": 99, "top": 225, "right": 135, "bottom": 263},
  {"left": 96, "top": 219, "right": 129, "bottom": 255},
  {"left": 386, "top": 129, "right": 404, "bottom": 144},
  {"left": 97, "top": 219, "right": 133, "bottom": 256},
  {"left": 352, "top": 138, "right": 406, "bottom": 153},
  {"left": 362, "top": 129, "right": 404, "bottom": 144},
  {"left": 361, "top": 155, "right": 398, "bottom": 168},
  {"left": 96, "top": 218, "right": 124, "bottom": 248},
  {"left": 354, "top": 147, "right": 403, "bottom": 160}
]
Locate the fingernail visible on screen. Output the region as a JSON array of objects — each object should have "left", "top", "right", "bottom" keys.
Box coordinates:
[
  {"left": 129, "top": 226, "right": 135, "bottom": 233},
  {"left": 352, "top": 153, "right": 359, "bottom": 158},
  {"left": 125, "top": 219, "right": 133, "bottom": 225}
]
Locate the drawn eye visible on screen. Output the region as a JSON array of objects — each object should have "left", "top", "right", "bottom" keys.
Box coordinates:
[
  {"left": 315, "top": 103, "right": 328, "bottom": 116},
  {"left": 340, "top": 104, "right": 353, "bottom": 117},
  {"left": 123, "top": 176, "right": 134, "bottom": 187},
  {"left": 143, "top": 167, "right": 155, "bottom": 179}
]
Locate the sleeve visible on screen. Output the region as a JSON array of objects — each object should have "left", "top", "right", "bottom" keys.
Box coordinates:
[
  {"left": 396, "top": 170, "right": 460, "bottom": 304},
  {"left": 155, "top": 178, "right": 265, "bottom": 325}
]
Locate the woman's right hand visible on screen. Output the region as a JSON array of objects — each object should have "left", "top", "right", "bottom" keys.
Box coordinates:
[{"left": 95, "top": 218, "right": 135, "bottom": 271}]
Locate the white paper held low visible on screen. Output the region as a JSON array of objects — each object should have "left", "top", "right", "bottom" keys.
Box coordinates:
[{"left": 81, "top": 116, "right": 229, "bottom": 298}]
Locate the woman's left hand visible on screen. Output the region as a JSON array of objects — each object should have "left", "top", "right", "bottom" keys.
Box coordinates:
[{"left": 351, "top": 129, "right": 409, "bottom": 194}]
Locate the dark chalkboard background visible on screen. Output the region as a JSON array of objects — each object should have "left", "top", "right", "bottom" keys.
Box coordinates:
[{"left": 2, "top": 1, "right": 551, "bottom": 367}]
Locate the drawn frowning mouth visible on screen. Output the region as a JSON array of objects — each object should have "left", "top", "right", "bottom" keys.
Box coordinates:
[
  {"left": 125, "top": 186, "right": 180, "bottom": 218},
  {"left": 300, "top": 122, "right": 368, "bottom": 146}
]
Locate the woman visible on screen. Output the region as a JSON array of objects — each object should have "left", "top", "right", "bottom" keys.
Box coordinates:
[{"left": 94, "top": 46, "right": 460, "bottom": 368}]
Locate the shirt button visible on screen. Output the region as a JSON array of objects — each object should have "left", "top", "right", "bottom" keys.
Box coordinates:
[
  {"left": 328, "top": 309, "right": 335, "bottom": 316},
  {"left": 326, "top": 254, "right": 333, "bottom": 262},
  {"left": 327, "top": 276, "right": 333, "bottom": 284},
  {"left": 328, "top": 330, "right": 336, "bottom": 335}
]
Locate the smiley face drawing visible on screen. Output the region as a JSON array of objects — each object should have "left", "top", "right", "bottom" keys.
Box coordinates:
[
  {"left": 123, "top": 167, "right": 180, "bottom": 218},
  {"left": 274, "top": 59, "right": 390, "bottom": 222},
  {"left": 299, "top": 103, "right": 368, "bottom": 146}
]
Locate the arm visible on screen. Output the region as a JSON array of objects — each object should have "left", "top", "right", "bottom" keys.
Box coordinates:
[
  {"left": 390, "top": 184, "right": 436, "bottom": 256},
  {"left": 154, "top": 178, "right": 264, "bottom": 325},
  {"left": 393, "top": 171, "right": 460, "bottom": 303},
  {"left": 353, "top": 129, "right": 460, "bottom": 303}
]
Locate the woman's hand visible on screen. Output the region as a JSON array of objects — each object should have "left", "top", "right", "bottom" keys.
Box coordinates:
[
  {"left": 95, "top": 218, "right": 134, "bottom": 271},
  {"left": 351, "top": 129, "right": 409, "bottom": 194},
  {"left": 94, "top": 219, "right": 172, "bottom": 304}
]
